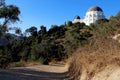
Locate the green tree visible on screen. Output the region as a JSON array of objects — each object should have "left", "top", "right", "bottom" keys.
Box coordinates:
[
  {"left": 25, "top": 26, "right": 37, "bottom": 36},
  {"left": 95, "top": 18, "right": 109, "bottom": 24},
  {"left": 0, "top": 1, "right": 20, "bottom": 34},
  {"left": 0, "top": 0, "right": 5, "bottom": 7},
  {"left": 37, "top": 25, "right": 47, "bottom": 41},
  {"left": 15, "top": 28, "right": 22, "bottom": 35},
  {"left": 66, "top": 21, "right": 73, "bottom": 27},
  {"left": 48, "top": 25, "right": 66, "bottom": 39},
  {"left": 38, "top": 25, "right": 47, "bottom": 36},
  {"left": 0, "top": 5, "right": 20, "bottom": 26},
  {"left": 65, "top": 22, "right": 92, "bottom": 55}
]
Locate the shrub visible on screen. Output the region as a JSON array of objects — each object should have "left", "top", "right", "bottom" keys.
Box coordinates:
[
  {"left": 0, "top": 55, "right": 11, "bottom": 68},
  {"left": 68, "top": 37, "right": 120, "bottom": 80},
  {"left": 8, "top": 61, "right": 26, "bottom": 67}
]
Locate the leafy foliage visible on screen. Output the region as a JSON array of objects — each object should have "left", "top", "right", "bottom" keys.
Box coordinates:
[
  {"left": 0, "top": 19, "right": 92, "bottom": 67},
  {"left": 5, "top": 0, "right": 120, "bottom": 68},
  {"left": 0, "top": 0, "right": 20, "bottom": 35}
]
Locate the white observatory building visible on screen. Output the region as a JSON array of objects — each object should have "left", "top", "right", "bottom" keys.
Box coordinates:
[{"left": 73, "top": 6, "right": 105, "bottom": 25}]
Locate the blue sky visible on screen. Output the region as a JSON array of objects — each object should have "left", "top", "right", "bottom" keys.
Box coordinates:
[{"left": 5, "top": 0, "right": 120, "bottom": 32}]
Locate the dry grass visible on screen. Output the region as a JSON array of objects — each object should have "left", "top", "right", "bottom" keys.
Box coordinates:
[
  {"left": 8, "top": 61, "right": 42, "bottom": 68},
  {"left": 67, "top": 36, "right": 120, "bottom": 80}
]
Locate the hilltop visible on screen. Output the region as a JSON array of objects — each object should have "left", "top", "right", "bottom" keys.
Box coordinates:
[{"left": 67, "top": 11, "right": 120, "bottom": 80}]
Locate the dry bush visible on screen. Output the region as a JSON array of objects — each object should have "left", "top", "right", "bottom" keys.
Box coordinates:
[
  {"left": 8, "top": 61, "right": 41, "bottom": 68},
  {"left": 67, "top": 36, "right": 120, "bottom": 80},
  {"left": 116, "top": 29, "right": 120, "bottom": 34}
]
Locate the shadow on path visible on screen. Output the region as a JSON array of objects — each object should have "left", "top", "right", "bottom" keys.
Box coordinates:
[{"left": 0, "top": 67, "right": 68, "bottom": 80}]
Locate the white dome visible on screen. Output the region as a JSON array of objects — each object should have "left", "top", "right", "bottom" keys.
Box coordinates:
[
  {"left": 88, "top": 6, "right": 103, "bottom": 12},
  {"left": 73, "top": 6, "right": 105, "bottom": 25},
  {"left": 84, "top": 6, "right": 105, "bottom": 25}
]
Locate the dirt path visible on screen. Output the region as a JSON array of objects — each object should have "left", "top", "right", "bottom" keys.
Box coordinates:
[{"left": 0, "top": 64, "right": 68, "bottom": 80}]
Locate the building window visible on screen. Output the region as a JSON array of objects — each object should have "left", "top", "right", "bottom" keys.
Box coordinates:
[
  {"left": 93, "top": 14, "right": 96, "bottom": 17},
  {"left": 90, "top": 14, "right": 92, "bottom": 17}
]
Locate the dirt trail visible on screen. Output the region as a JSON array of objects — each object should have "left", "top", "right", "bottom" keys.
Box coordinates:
[{"left": 0, "top": 64, "right": 68, "bottom": 80}]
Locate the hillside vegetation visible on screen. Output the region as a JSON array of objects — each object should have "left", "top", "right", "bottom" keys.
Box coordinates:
[
  {"left": 0, "top": 0, "right": 92, "bottom": 68},
  {"left": 67, "top": 12, "right": 120, "bottom": 80},
  {"left": 1, "top": 2, "right": 120, "bottom": 80},
  {"left": 0, "top": 21, "right": 92, "bottom": 68}
]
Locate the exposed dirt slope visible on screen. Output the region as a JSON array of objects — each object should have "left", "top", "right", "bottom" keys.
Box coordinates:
[
  {"left": 91, "top": 65, "right": 120, "bottom": 80},
  {"left": 79, "top": 65, "right": 120, "bottom": 80}
]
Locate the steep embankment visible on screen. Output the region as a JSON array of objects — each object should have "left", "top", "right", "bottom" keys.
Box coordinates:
[
  {"left": 76, "top": 65, "right": 120, "bottom": 80},
  {"left": 67, "top": 37, "right": 120, "bottom": 80},
  {"left": 92, "top": 65, "right": 120, "bottom": 80}
]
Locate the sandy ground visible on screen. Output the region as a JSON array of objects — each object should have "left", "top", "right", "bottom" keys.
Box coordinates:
[
  {"left": 80, "top": 65, "right": 120, "bottom": 80},
  {"left": 0, "top": 64, "right": 68, "bottom": 80},
  {"left": 1, "top": 63, "right": 120, "bottom": 80},
  {"left": 91, "top": 65, "right": 120, "bottom": 80}
]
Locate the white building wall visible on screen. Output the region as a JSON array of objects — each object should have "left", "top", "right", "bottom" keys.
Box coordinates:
[
  {"left": 84, "top": 11, "right": 105, "bottom": 25},
  {"left": 73, "top": 19, "right": 84, "bottom": 23},
  {"left": 73, "top": 10, "right": 105, "bottom": 26},
  {"left": 73, "top": 19, "right": 81, "bottom": 23}
]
